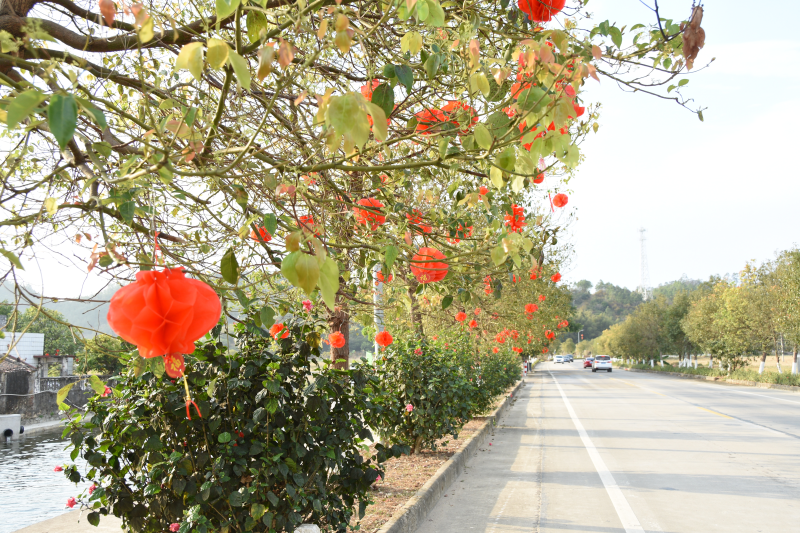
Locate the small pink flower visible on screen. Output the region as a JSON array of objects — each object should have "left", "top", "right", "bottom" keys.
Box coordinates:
[
  {"left": 54, "top": 466, "right": 63, "bottom": 472},
  {"left": 376, "top": 475, "right": 382, "bottom": 481},
  {"left": 489, "top": 443, "right": 492, "bottom": 446},
  {"left": 405, "top": 404, "right": 414, "bottom": 413},
  {"left": 302, "top": 300, "right": 313, "bottom": 312},
  {"left": 101, "top": 386, "right": 111, "bottom": 398},
  {"left": 88, "top": 484, "right": 97, "bottom": 495},
  {"left": 66, "top": 497, "right": 77, "bottom": 508},
  {"left": 414, "top": 348, "right": 422, "bottom": 355},
  {"left": 170, "top": 524, "right": 180, "bottom": 532}
]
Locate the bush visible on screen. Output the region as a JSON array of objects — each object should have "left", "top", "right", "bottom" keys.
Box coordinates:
[
  {"left": 360, "top": 336, "right": 520, "bottom": 453},
  {"left": 62, "top": 315, "right": 404, "bottom": 533}
]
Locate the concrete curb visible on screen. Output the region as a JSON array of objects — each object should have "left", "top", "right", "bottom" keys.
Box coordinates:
[
  {"left": 22, "top": 419, "right": 68, "bottom": 436},
  {"left": 375, "top": 379, "right": 525, "bottom": 533},
  {"left": 622, "top": 368, "right": 800, "bottom": 393}
]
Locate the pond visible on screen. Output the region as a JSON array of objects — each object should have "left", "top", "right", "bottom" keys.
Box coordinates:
[{"left": 0, "top": 427, "right": 90, "bottom": 533}]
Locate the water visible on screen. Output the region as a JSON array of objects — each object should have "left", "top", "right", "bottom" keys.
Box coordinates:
[{"left": 0, "top": 427, "right": 90, "bottom": 533}]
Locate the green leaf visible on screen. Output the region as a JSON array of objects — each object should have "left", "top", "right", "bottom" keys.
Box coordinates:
[
  {"left": 260, "top": 306, "right": 276, "bottom": 328},
  {"left": 490, "top": 166, "right": 503, "bottom": 189},
  {"left": 295, "top": 252, "right": 320, "bottom": 295},
  {"left": 149, "top": 356, "right": 165, "bottom": 377},
  {"left": 364, "top": 101, "right": 387, "bottom": 142},
  {"left": 394, "top": 64, "right": 413, "bottom": 92},
  {"left": 678, "top": 78, "right": 689, "bottom": 87},
  {"left": 76, "top": 98, "right": 107, "bottom": 129},
  {"left": 133, "top": 356, "right": 146, "bottom": 377},
  {"left": 384, "top": 245, "right": 399, "bottom": 272},
  {"left": 44, "top": 198, "right": 57, "bottom": 215},
  {"left": 89, "top": 375, "right": 106, "bottom": 395},
  {"left": 228, "top": 491, "right": 245, "bottom": 507},
  {"left": 371, "top": 83, "right": 394, "bottom": 117},
  {"left": 426, "top": 0, "right": 445, "bottom": 27},
  {"left": 511, "top": 175, "right": 525, "bottom": 193},
  {"left": 263, "top": 213, "right": 277, "bottom": 235},
  {"left": 609, "top": 26, "right": 622, "bottom": 48},
  {"left": 6, "top": 89, "right": 44, "bottom": 129},
  {"left": 698, "top": 110, "right": 704, "bottom": 122},
  {"left": 207, "top": 38, "right": 230, "bottom": 69},
  {"left": 251, "top": 503, "right": 266, "bottom": 520},
  {"left": 491, "top": 245, "right": 506, "bottom": 266},
  {"left": 221, "top": 247, "right": 239, "bottom": 284},
  {"left": 175, "top": 42, "right": 204, "bottom": 81},
  {"left": 318, "top": 257, "right": 340, "bottom": 310},
  {"left": 496, "top": 146, "right": 516, "bottom": 171},
  {"left": 216, "top": 0, "right": 240, "bottom": 20},
  {"left": 228, "top": 51, "right": 252, "bottom": 90},
  {"left": 424, "top": 53, "right": 440, "bottom": 80},
  {"left": 56, "top": 382, "right": 75, "bottom": 409},
  {"left": 441, "top": 295, "right": 453, "bottom": 310},
  {"left": 47, "top": 94, "right": 78, "bottom": 148},
  {"left": 473, "top": 123, "right": 492, "bottom": 150},
  {"left": 416, "top": 0, "right": 429, "bottom": 21},
  {"left": 218, "top": 432, "right": 232, "bottom": 443},
  {"left": 119, "top": 201, "right": 135, "bottom": 222},
  {"left": 438, "top": 136, "right": 450, "bottom": 159},
  {"left": 326, "top": 93, "right": 371, "bottom": 154},
  {"left": 87, "top": 512, "right": 100, "bottom": 527},
  {"left": 246, "top": 11, "right": 268, "bottom": 43}
]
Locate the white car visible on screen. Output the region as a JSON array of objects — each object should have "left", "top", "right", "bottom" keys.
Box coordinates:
[
  {"left": 554, "top": 355, "right": 565, "bottom": 364},
  {"left": 592, "top": 355, "right": 612, "bottom": 372}
]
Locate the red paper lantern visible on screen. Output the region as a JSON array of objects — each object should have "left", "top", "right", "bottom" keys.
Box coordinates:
[
  {"left": 107, "top": 268, "right": 221, "bottom": 378},
  {"left": 552, "top": 193, "right": 569, "bottom": 208},
  {"left": 518, "top": 0, "right": 566, "bottom": 22},
  {"left": 415, "top": 108, "right": 447, "bottom": 134},
  {"left": 406, "top": 210, "right": 433, "bottom": 234},
  {"left": 533, "top": 173, "right": 545, "bottom": 184},
  {"left": 354, "top": 198, "right": 386, "bottom": 230},
  {"left": 441, "top": 101, "right": 479, "bottom": 135},
  {"left": 410, "top": 247, "right": 448, "bottom": 284},
  {"left": 250, "top": 226, "right": 272, "bottom": 243}
]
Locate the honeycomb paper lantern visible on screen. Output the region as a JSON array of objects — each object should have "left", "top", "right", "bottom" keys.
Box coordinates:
[{"left": 410, "top": 247, "right": 449, "bottom": 284}]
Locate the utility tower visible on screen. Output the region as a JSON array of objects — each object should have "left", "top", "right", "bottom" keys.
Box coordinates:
[{"left": 638, "top": 228, "right": 651, "bottom": 301}]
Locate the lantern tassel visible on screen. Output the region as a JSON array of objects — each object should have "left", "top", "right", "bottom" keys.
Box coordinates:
[{"left": 182, "top": 374, "right": 202, "bottom": 420}]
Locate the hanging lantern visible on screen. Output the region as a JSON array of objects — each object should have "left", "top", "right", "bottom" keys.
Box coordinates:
[
  {"left": 410, "top": 247, "right": 449, "bottom": 284},
  {"left": 375, "top": 331, "right": 393, "bottom": 348},
  {"left": 329, "top": 331, "right": 346, "bottom": 349},
  {"left": 107, "top": 268, "right": 221, "bottom": 378},
  {"left": 354, "top": 198, "right": 386, "bottom": 230},
  {"left": 518, "top": 0, "right": 566, "bottom": 22}
]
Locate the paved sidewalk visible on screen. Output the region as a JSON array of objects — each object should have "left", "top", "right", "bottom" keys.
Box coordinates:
[
  {"left": 12, "top": 512, "right": 121, "bottom": 533},
  {"left": 415, "top": 378, "right": 543, "bottom": 533}
]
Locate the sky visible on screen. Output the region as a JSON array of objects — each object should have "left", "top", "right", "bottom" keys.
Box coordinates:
[
  {"left": 563, "top": 0, "right": 800, "bottom": 290},
  {"left": 14, "top": 0, "right": 800, "bottom": 298}
]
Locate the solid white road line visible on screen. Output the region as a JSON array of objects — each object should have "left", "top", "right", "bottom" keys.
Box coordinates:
[{"left": 549, "top": 371, "right": 647, "bottom": 533}]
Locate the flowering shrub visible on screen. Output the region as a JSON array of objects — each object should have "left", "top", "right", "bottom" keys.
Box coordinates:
[{"left": 62, "top": 316, "right": 404, "bottom": 533}]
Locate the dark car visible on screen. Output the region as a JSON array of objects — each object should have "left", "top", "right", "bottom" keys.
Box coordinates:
[{"left": 583, "top": 357, "right": 595, "bottom": 368}]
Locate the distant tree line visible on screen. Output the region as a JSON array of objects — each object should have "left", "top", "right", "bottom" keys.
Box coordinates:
[{"left": 586, "top": 250, "right": 800, "bottom": 373}]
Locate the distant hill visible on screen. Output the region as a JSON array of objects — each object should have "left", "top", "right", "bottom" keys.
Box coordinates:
[
  {"left": 0, "top": 282, "right": 117, "bottom": 335},
  {"left": 564, "top": 277, "right": 705, "bottom": 343}
]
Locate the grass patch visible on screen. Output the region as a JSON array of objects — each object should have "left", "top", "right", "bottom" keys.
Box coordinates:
[{"left": 621, "top": 363, "right": 800, "bottom": 387}]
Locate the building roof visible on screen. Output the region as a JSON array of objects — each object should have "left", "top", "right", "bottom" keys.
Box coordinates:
[{"left": 0, "top": 355, "right": 35, "bottom": 373}]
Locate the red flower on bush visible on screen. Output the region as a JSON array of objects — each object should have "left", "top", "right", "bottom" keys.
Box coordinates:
[
  {"left": 479, "top": 186, "right": 488, "bottom": 196},
  {"left": 539, "top": 294, "right": 546, "bottom": 301},
  {"left": 447, "top": 225, "right": 473, "bottom": 244},
  {"left": 169, "top": 524, "right": 181, "bottom": 533},
  {"left": 360, "top": 80, "right": 380, "bottom": 100},
  {"left": 54, "top": 466, "right": 63, "bottom": 472},
  {"left": 455, "top": 311, "right": 467, "bottom": 322},
  {"left": 270, "top": 323, "right": 290, "bottom": 340},
  {"left": 410, "top": 247, "right": 448, "bottom": 284},
  {"left": 495, "top": 333, "right": 506, "bottom": 344},
  {"left": 375, "top": 271, "right": 393, "bottom": 285},
  {"left": 525, "top": 303, "right": 538, "bottom": 314},
  {"left": 329, "top": 331, "right": 346, "bottom": 349},
  {"left": 542, "top": 347, "right": 549, "bottom": 354},
  {"left": 469, "top": 319, "right": 478, "bottom": 329},
  {"left": 66, "top": 497, "right": 77, "bottom": 508},
  {"left": 504, "top": 204, "right": 526, "bottom": 233},
  {"left": 551, "top": 272, "right": 561, "bottom": 283},
  {"left": 545, "top": 330, "right": 555, "bottom": 340},
  {"left": 354, "top": 198, "right": 386, "bottom": 230},
  {"left": 552, "top": 193, "right": 569, "bottom": 208},
  {"left": 250, "top": 226, "right": 272, "bottom": 243},
  {"left": 492, "top": 347, "right": 500, "bottom": 354},
  {"left": 375, "top": 331, "right": 393, "bottom": 347}
]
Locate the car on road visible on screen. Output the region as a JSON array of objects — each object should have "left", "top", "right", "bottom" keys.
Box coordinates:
[
  {"left": 554, "top": 355, "right": 565, "bottom": 364},
  {"left": 566, "top": 354, "right": 574, "bottom": 362},
  {"left": 592, "top": 355, "right": 612, "bottom": 372},
  {"left": 583, "top": 357, "right": 594, "bottom": 368}
]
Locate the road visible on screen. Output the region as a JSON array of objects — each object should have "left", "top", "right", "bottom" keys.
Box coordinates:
[{"left": 415, "top": 360, "right": 800, "bottom": 533}]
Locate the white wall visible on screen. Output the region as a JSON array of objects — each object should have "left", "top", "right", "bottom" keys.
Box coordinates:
[{"left": 0, "top": 333, "right": 44, "bottom": 366}]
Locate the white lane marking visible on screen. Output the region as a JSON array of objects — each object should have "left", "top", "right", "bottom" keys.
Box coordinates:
[
  {"left": 631, "top": 373, "right": 800, "bottom": 405},
  {"left": 549, "top": 371, "right": 646, "bottom": 533}
]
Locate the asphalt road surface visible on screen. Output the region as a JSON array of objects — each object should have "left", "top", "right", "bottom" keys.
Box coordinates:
[{"left": 415, "top": 360, "right": 800, "bottom": 533}]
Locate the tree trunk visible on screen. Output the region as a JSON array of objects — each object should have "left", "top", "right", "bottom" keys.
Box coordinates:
[
  {"left": 407, "top": 278, "right": 424, "bottom": 337},
  {"left": 758, "top": 352, "right": 766, "bottom": 374},
  {"left": 792, "top": 346, "right": 798, "bottom": 375},
  {"left": 329, "top": 307, "right": 349, "bottom": 370},
  {"left": 775, "top": 348, "right": 782, "bottom": 374}
]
